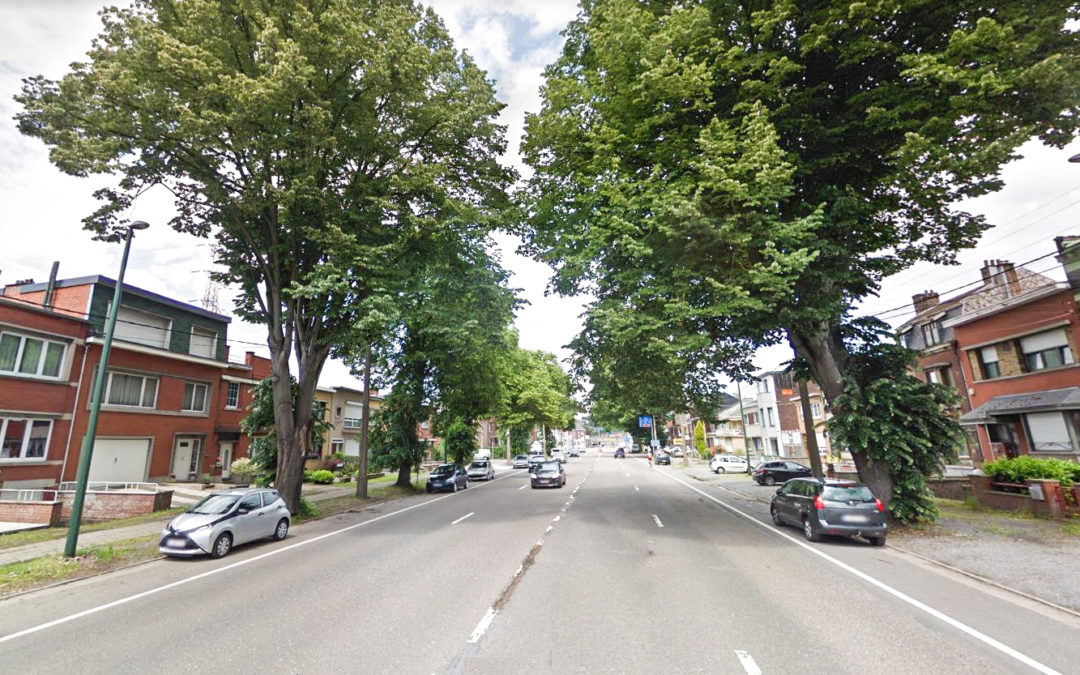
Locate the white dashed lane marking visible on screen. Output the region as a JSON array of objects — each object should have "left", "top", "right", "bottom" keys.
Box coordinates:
[
  {"left": 451, "top": 512, "right": 475, "bottom": 525},
  {"left": 735, "top": 650, "right": 761, "bottom": 675},
  {"left": 651, "top": 514, "right": 664, "bottom": 528}
]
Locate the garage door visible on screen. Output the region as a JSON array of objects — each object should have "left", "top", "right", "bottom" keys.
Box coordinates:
[{"left": 88, "top": 438, "right": 151, "bottom": 482}]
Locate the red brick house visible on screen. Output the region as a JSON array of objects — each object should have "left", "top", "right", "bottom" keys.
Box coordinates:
[
  {"left": 0, "top": 295, "right": 91, "bottom": 490},
  {"left": 4, "top": 275, "right": 244, "bottom": 483},
  {"left": 214, "top": 350, "right": 272, "bottom": 479},
  {"left": 954, "top": 276, "right": 1080, "bottom": 463}
]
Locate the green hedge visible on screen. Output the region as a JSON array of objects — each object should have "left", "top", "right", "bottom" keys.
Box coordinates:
[
  {"left": 310, "top": 469, "right": 335, "bottom": 485},
  {"left": 982, "top": 456, "right": 1080, "bottom": 487}
]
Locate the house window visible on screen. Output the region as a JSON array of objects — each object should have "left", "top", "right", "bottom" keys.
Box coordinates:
[
  {"left": 305, "top": 435, "right": 324, "bottom": 459},
  {"left": 925, "top": 367, "right": 952, "bottom": 387},
  {"left": 0, "top": 418, "right": 52, "bottom": 460},
  {"left": 810, "top": 402, "right": 822, "bottom": 419},
  {"left": 976, "top": 346, "right": 1001, "bottom": 380},
  {"left": 113, "top": 305, "right": 171, "bottom": 349},
  {"left": 766, "top": 407, "right": 775, "bottom": 427},
  {"left": 330, "top": 439, "right": 344, "bottom": 454},
  {"left": 921, "top": 321, "right": 942, "bottom": 346},
  {"left": 0, "top": 332, "right": 66, "bottom": 379},
  {"left": 182, "top": 382, "right": 209, "bottom": 412},
  {"left": 746, "top": 412, "right": 756, "bottom": 425},
  {"left": 189, "top": 326, "right": 218, "bottom": 358},
  {"left": 1020, "top": 329, "right": 1075, "bottom": 372},
  {"left": 106, "top": 372, "right": 158, "bottom": 408},
  {"left": 225, "top": 382, "right": 240, "bottom": 409},
  {"left": 1025, "top": 412, "right": 1075, "bottom": 453}
]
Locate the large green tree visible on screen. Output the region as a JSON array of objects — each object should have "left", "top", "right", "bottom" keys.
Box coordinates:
[
  {"left": 370, "top": 245, "right": 517, "bottom": 485},
  {"left": 497, "top": 342, "right": 577, "bottom": 452},
  {"left": 521, "top": 0, "right": 1080, "bottom": 516},
  {"left": 17, "top": 0, "right": 514, "bottom": 512}
]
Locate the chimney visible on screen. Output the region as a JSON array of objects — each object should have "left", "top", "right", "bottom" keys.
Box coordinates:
[
  {"left": 912, "top": 291, "right": 940, "bottom": 314},
  {"left": 43, "top": 262, "right": 60, "bottom": 309},
  {"left": 1000, "top": 261, "right": 1021, "bottom": 296}
]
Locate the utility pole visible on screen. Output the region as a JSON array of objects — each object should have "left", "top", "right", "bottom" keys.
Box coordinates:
[
  {"left": 65, "top": 221, "right": 149, "bottom": 558},
  {"left": 505, "top": 428, "right": 511, "bottom": 465},
  {"left": 542, "top": 424, "right": 547, "bottom": 455},
  {"left": 355, "top": 343, "right": 372, "bottom": 498},
  {"left": 798, "top": 379, "right": 824, "bottom": 478},
  {"left": 737, "top": 380, "right": 751, "bottom": 475}
]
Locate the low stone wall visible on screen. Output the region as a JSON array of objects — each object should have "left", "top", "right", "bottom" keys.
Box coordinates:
[
  {"left": 0, "top": 500, "right": 62, "bottom": 526},
  {"left": 969, "top": 474, "right": 1071, "bottom": 518},
  {"left": 927, "top": 477, "right": 972, "bottom": 501},
  {"left": 57, "top": 490, "right": 173, "bottom": 523}
]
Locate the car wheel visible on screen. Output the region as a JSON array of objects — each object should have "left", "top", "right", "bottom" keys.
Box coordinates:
[
  {"left": 770, "top": 506, "right": 783, "bottom": 527},
  {"left": 802, "top": 517, "right": 821, "bottom": 542},
  {"left": 464, "top": 478, "right": 469, "bottom": 489},
  {"left": 870, "top": 536, "right": 887, "bottom": 547},
  {"left": 210, "top": 532, "right": 233, "bottom": 559},
  {"left": 716, "top": 467, "right": 726, "bottom": 474},
  {"left": 452, "top": 482, "right": 458, "bottom": 493},
  {"left": 764, "top": 475, "right": 776, "bottom": 486},
  {"left": 426, "top": 485, "right": 432, "bottom": 494},
  {"left": 272, "top": 518, "right": 289, "bottom": 541}
]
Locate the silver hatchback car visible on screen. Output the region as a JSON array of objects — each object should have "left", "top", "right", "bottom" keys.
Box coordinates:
[{"left": 159, "top": 488, "right": 291, "bottom": 559}]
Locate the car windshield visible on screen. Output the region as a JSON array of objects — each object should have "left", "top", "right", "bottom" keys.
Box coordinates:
[
  {"left": 470, "top": 462, "right": 488, "bottom": 469},
  {"left": 538, "top": 464, "right": 559, "bottom": 474},
  {"left": 822, "top": 486, "right": 876, "bottom": 502},
  {"left": 432, "top": 465, "right": 455, "bottom": 476},
  {"left": 514, "top": 455, "right": 527, "bottom": 461},
  {"left": 188, "top": 494, "right": 240, "bottom": 515}
]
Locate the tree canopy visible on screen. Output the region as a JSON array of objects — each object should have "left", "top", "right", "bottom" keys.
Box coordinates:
[
  {"left": 17, "top": 0, "right": 515, "bottom": 512},
  {"left": 520, "top": 0, "right": 1080, "bottom": 518}
]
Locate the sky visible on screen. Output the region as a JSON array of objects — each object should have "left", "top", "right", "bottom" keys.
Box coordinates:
[{"left": 1, "top": 1, "right": 1079, "bottom": 395}]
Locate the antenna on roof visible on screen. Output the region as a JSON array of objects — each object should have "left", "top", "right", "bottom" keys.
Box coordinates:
[{"left": 200, "top": 279, "right": 221, "bottom": 314}]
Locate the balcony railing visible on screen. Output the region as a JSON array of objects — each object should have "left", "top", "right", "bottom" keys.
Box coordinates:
[{"left": 342, "top": 417, "right": 362, "bottom": 430}]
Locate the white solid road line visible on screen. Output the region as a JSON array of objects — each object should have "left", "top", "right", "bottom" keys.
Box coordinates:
[
  {"left": 468, "top": 607, "right": 497, "bottom": 643},
  {"left": 451, "top": 512, "right": 475, "bottom": 525},
  {"left": 0, "top": 468, "right": 522, "bottom": 645},
  {"left": 652, "top": 470, "right": 1062, "bottom": 675},
  {"left": 518, "top": 484, "right": 528, "bottom": 490},
  {"left": 634, "top": 485, "right": 640, "bottom": 491},
  {"left": 651, "top": 514, "right": 664, "bottom": 528},
  {"left": 735, "top": 650, "right": 762, "bottom": 675}
]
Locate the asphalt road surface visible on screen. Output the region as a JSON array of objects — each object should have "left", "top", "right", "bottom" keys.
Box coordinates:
[{"left": 2, "top": 455, "right": 1078, "bottom": 674}]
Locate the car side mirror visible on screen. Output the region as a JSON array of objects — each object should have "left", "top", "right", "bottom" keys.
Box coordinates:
[
  {"left": 238, "top": 507, "right": 250, "bottom": 514},
  {"left": 775, "top": 488, "right": 783, "bottom": 495}
]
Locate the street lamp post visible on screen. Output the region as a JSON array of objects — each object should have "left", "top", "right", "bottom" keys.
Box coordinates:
[{"left": 64, "top": 221, "right": 149, "bottom": 558}]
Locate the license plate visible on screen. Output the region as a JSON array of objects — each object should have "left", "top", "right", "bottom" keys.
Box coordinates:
[
  {"left": 843, "top": 514, "right": 869, "bottom": 523},
  {"left": 167, "top": 537, "right": 186, "bottom": 547}
]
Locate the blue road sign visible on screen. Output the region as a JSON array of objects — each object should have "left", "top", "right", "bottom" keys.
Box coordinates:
[{"left": 638, "top": 415, "right": 652, "bottom": 428}]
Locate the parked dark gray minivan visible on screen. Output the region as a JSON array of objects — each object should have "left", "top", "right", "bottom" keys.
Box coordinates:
[{"left": 770, "top": 478, "right": 887, "bottom": 546}]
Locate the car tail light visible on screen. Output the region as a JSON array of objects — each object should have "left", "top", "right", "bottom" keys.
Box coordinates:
[
  {"left": 874, "top": 498, "right": 884, "bottom": 512},
  {"left": 814, "top": 495, "right": 825, "bottom": 510}
]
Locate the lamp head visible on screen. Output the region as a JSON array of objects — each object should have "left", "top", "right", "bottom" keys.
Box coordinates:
[{"left": 129, "top": 220, "right": 150, "bottom": 231}]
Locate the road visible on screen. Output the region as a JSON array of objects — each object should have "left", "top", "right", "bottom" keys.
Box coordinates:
[{"left": 1, "top": 455, "right": 1079, "bottom": 674}]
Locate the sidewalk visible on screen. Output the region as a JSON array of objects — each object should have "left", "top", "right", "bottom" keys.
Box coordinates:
[
  {"left": 0, "top": 481, "right": 381, "bottom": 567},
  {"left": 674, "top": 461, "right": 1080, "bottom": 615}
]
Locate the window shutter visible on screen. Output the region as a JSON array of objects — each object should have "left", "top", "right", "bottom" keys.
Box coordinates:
[
  {"left": 980, "top": 346, "right": 999, "bottom": 363},
  {"left": 1020, "top": 329, "right": 1069, "bottom": 354}
]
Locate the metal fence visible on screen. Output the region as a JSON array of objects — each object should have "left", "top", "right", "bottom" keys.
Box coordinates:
[
  {"left": 0, "top": 488, "right": 58, "bottom": 502},
  {"left": 57, "top": 481, "right": 159, "bottom": 493}
]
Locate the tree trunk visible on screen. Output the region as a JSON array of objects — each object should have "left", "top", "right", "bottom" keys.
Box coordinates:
[
  {"left": 396, "top": 461, "right": 412, "bottom": 487},
  {"left": 787, "top": 324, "right": 895, "bottom": 508},
  {"left": 269, "top": 346, "right": 302, "bottom": 514},
  {"left": 798, "top": 379, "right": 823, "bottom": 478},
  {"left": 356, "top": 344, "right": 372, "bottom": 499}
]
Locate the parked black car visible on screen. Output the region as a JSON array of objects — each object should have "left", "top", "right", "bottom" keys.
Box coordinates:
[
  {"left": 655, "top": 452, "right": 671, "bottom": 465},
  {"left": 770, "top": 478, "right": 887, "bottom": 545},
  {"left": 426, "top": 464, "right": 469, "bottom": 493},
  {"left": 753, "top": 460, "right": 812, "bottom": 486},
  {"left": 531, "top": 460, "right": 566, "bottom": 489}
]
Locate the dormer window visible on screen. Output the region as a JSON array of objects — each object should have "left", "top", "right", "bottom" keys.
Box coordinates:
[{"left": 921, "top": 320, "right": 942, "bottom": 346}]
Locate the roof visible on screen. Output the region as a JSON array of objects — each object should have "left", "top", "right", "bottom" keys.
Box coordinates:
[
  {"left": 12, "top": 276, "right": 231, "bottom": 323},
  {"left": 959, "top": 387, "right": 1080, "bottom": 425},
  {"left": 0, "top": 295, "right": 92, "bottom": 325}
]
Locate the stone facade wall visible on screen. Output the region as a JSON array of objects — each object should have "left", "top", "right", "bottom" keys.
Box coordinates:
[{"left": 0, "top": 500, "right": 62, "bottom": 525}]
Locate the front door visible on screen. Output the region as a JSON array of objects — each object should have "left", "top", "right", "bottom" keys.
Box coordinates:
[
  {"left": 172, "top": 439, "right": 194, "bottom": 480},
  {"left": 219, "top": 442, "right": 234, "bottom": 479}
]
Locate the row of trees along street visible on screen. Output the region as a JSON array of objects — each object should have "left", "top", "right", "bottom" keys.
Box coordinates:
[
  {"left": 16, "top": 1, "right": 1080, "bottom": 522},
  {"left": 15, "top": 0, "right": 575, "bottom": 513}
]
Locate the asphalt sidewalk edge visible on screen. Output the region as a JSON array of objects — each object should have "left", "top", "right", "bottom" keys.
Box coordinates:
[{"left": 694, "top": 468, "right": 1080, "bottom": 621}]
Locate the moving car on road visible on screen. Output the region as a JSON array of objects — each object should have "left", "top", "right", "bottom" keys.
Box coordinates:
[
  {"left": 753, "top": 460, "right": 812, "bottom": 486},
  {"left": 512, "top": 454, "right": 530, "bottom": 469},
  {"left": 531, "top": 460, "right": 566, "bottom": 489},
  {"left": 159, "top": 488, "right": 290, "bottom": 559},
  {"left": 770, "top": 478, "right": 887, "bottom": 546},
  {"left": 613, "top": 448, "right": 626, "bottom": 459},
  {"left": 552, "top": 450, "right": 568, "bottom": 464},
  {"left": 467, "top": 459, "right": 495, "bottom": 481},
  {"left": 655, "top": 451, "right": 671, "bottom": 465},
  {"left": 710, "top": 454, "right": 749, "bottom": 474},
  {"left": 426, "top": 464, "right": 469, "bottom": 493},
  {"left": 527, "top": 454, "right": 547, "bottom": 472}
]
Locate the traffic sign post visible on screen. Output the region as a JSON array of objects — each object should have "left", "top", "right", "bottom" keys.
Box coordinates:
[{"left": 638, "top": 415, "right": 652, "bottom": 428}]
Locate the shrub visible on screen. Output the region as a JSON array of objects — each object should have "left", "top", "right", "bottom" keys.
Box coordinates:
[
  {"left": 982, "top": 456, "right": 1078, "bottom": 487},
  {"left": 297, "top": 498, "right": 319, "bottom": 519},
  {"left": 303, "top": 470, "right": 314, "bottom": 483},
  {"left": 310, "top": 469, "right": 335, "bottom": 485},
  {"left": 229, "top": 458, "right": 258, "bottom": 483}
]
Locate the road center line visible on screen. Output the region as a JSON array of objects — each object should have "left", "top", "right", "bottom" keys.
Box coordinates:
[
  {"left": 651, "top": 470, "right": 1061, "bottom": 675},
  {"left": 0, "top": 468, "right": 520, "bottom": 645},
  {"left": 735, "top": 650, "right": 761, "bottom": 675},
  {"left": 468, "top": 607, "right": 497, "bottom": 643},
  {"left": 518, "top": 484, "right": 528, "bottom": 490},
  {"left": 451, "top": 512, "right": 475, "bottom": 525},
  {"left": 651, "top": 514, "right": 664, "bottom": 528}
]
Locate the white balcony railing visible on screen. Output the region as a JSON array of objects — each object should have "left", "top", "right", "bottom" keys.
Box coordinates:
[{"left": 342, "top": 417, "right": 362, "bottom": 430}]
